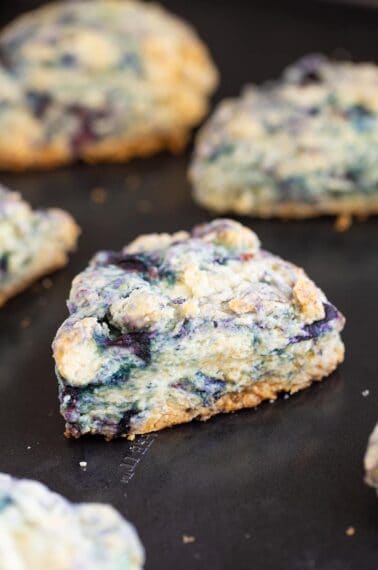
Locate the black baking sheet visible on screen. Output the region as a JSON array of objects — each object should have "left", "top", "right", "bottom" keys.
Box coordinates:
[{"left": 1, "top": 1, "right": 378, "bottom": 569}]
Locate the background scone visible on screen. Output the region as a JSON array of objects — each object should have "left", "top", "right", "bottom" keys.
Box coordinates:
[
  {"left": 53, "top": 219, "right": 345, "bottom": 439},
  {"left": 190, "top": 55, "right": 378, "bottom": 218},
  {"left": 0, "top": 185, "right": 79, "bottom": 307},
  {"left": 365, "top": 422, "right": 378, "bottom": 493},
  {"left": 0, "top": 473, "right": 144, "bottom": 569},
  {"left": 0, "top": 0, "right": 218, "bottom": 170}
]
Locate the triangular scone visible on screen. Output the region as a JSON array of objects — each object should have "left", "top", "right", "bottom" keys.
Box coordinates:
[
  {"left": 0, "top": 186, "right": 79, "bottom": 307},
  {"left": 0, "top": 473, "right": 144, "bottom": 569},
  {"left": 0, "top": 0, "right": 217, "bottom": 170},
  {"left": 365, "top": 423, "right": 378, "bottom": 492},
  {"left": 53, "top": 219, "right": 345, "bottom": 439}
]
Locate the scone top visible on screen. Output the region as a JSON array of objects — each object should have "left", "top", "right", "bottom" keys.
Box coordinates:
[{"left": 54, "top": 219, "right": 344, "bottom": 389}]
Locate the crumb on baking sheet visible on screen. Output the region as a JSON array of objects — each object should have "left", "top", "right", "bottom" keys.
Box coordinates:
[
  {"left": 137, "top": 199, "right": 153, "bottom": 214},
  {"left": 345, "top": 526, "right": 355, "bottom": 537},
  {"left": 90, "top": 187, "right": 108, "bottom": 204},
  {"left": 41, "top": 277, "right": 53, "bottom": 289},
  {"left": 362, "top": 389, "right": 370, "bottom": 397},
  {"left": 182, "top": 535, "right": 196, "bottom": 544},
  {"left": 20, "top": 318, "right": 31, "bottom": 329},
  {"left": 335, "top": 214, "right": 352, "bottom": 232},
  {"left": 79, "top": 461, "right": 87, "bottom": 469},
  {"left": 125, "top": 174, "right": 141, "bottom": 192}
]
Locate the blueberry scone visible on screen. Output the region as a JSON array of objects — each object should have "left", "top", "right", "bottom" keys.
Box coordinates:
[
  {"left": 53, "top": 219, "right": 345, "bottom": 439},
  {"left": 190, "top": 55, "right": 378, "bottom": 218},
  {"left": 365, "top": 422, "right": 378, "bottom": 492},
  {"left": 0, "top": 473, "right": 144, "bottom": 569},
  {"left": 0, "top": 185, "right": 79, "bottom": 307},
  {"left": 0, "top": 0, "right": 218, "bottom": 170}
]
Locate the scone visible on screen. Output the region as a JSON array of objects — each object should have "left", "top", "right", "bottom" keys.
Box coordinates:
[
  {"left": 0, "top": 185, "right": 79, "bottom": 307},
  {"left": 0, "top": 473, "right": 144, "bottom": 569},
  {"left": 190, "top": 55, "right": 378, "bottom": 218},
  {"left": 0, "top": 0, "right": 218, "bottom": 170},
  {"left": 53, "top": 219, "right": 345, "bottom": 439},
  {"left": 365, "top": 422, "right": 378, "bottom": 492}
]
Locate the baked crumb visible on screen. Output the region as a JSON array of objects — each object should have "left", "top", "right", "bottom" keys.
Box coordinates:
[
  {"left": 137, "top": 199, "right": 153, "bottom": 214},
  {"left": 182, "top": 535, "right": 195, "bottom": 544},
  {"left": 362, "top": 389, "right": 370, "bottom": 397},
  {"left": 125, "top": 174, "right": 141, "bottom": 192},
  {"left": 90, "top": 187, "right": 108, "bottom": 205},
  {"left": 345, "top": 526, "right": 355, "bottom": 537},
  {"left": 41, "top": 277, "right": 53, "bottom": 289},
  {"left": 335, "top": 214, "right": 352, "bottom": 232}
]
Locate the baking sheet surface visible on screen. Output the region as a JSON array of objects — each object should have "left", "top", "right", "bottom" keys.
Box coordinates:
[{"left": 0, "top": 1, "right": 377, "bottom": 568}]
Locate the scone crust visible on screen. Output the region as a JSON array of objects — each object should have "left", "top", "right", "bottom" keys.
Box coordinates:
[
  {"left": 0, "top": 0, "right": 218, "bottom": 170},
  {"left": 190, "top": 55, "right": 378, "bottom": 218}
]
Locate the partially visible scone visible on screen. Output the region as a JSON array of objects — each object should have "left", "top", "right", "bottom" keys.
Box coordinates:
[
  {"left": 0, "top": 0, "right": 218, "bottom": 170},
  {"left": 365, "top": 422, "right": 378, "bottom": 492},
  {"left": 0, "top": 473, "right": 144, "bottom": 569},
  {"left": 53, "top": 219, "right": 345, "bottom": 439},
  {"left": 0, "top": 185, "right": 79, "bottom": 306},
  {"left": 190, "top": 55, "right": 378, "bottom": 218}
]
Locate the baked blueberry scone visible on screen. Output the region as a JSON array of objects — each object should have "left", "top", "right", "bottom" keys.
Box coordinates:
[
  {"left": 53, "top": 219, "right": 345, "bottom": 439},
  {"left": 0, "top": 0, "right": 218, "bottom": 170},
  {"left": 365, "top": 422, "right": 378, "bottom": 492},
  {"left": 0, "top": 473, "right": 144, "bottom": 569},
  {"left": 0, "top": 185, "right": 79, "bottom": 307},
  {"left": 190, "top": 55, "right": 378, "bottom": 218}
]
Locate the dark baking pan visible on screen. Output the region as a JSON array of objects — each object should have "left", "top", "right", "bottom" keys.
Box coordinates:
[{"left": 1, "top": 1, "right": 378, "bottom": 568}]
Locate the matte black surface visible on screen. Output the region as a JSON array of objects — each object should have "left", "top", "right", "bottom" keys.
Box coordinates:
[{"left": 0, "top": 2, "right": 378, "bottom": 569}]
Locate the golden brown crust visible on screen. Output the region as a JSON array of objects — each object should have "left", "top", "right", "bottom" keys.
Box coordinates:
[
  {"left": 0, "top": 129, "right": 189, "bottom": 171},
  {"left": 199, "top": 196, "right": 378, "bottom": 219}
]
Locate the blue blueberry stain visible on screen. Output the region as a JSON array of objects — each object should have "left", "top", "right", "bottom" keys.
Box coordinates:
[
  {"left": 26, "top": 91, "right": 52, "bottom": 119},
  {"left": 105, "top": 331, "right": 152, "bottom": 364},
  {"left": 290, "top": 303, "right": 339, "bottom": 343}
]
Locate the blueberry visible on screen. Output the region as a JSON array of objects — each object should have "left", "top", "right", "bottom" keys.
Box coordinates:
[
  {"left": 0, "top": 496, "right": 12, "bottom": 512},
  {"left": 60, "top": 384, "right": 81, "bottom": 404},
  {"left": 106, "top": 253, "right": 151, "bottom": 273},
  {"left": 120, "top": 52, "right": 142, "bottom": 74},
  {"left": 207, "top": 142, "right": 234, "bottom": 162},
  {"left": 0, "top": 254, "right": 8, "bottom": 276},
  {"left": 60, "top": 53, "right": 77, "bottom": 68},
  {"left": 348, "top": 105, "right": 373, "bottom": 133},
  {"left": 26, "top": 90, "right": 52, "bottom": 118},
  {"left": 117, "top": 409, "right": 138, "bottom": 436},
  {"left": 294, "top": 54, "right": 325, "bottom": 86},
  {"left": 105, "top": 331, "right": 152, "bottom": 364},
  {"left": 67, "top": 105, "right": 110, "bottom": 155},
  {"left": 174, "top": 372, "right": 226, "bottom": 406},
  {"left": 290, "top": 303, "right": 339, "bottom": 343}
]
